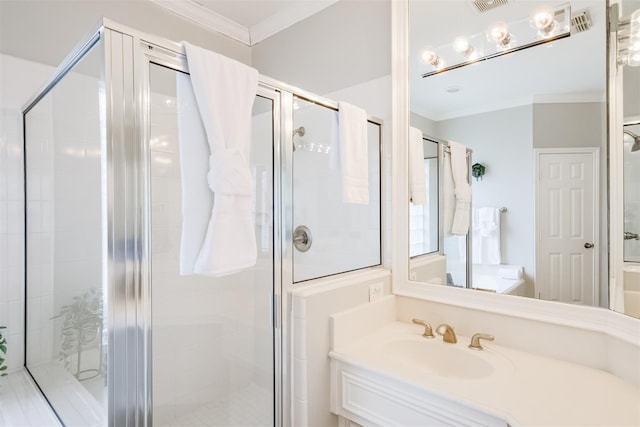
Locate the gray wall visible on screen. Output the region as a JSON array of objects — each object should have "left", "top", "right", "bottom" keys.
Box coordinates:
[
  {"left": 435, "top": 105, "right": 535, "bottom": 290},
  {"left": 422, "top": 101, "right": 608, "bottom": 305},
  {"left": 411, "top": 112, "right": 437, "bottom": 137},
  {"left": 251, "top": 0, "right": 391, "bottom": 95},
  {"left": 0, "top": 0, "right": 251, "bottom": 66},
  {"left": 532, "top": 103, "right": 606, "bottom": 148}
]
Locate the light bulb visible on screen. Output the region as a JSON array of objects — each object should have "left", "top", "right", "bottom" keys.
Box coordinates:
[
  {"left": 488, "top": 21, "right": 509, "bottom": 42},
  {"left": 453, "top": 36, "right": 470, "bottom": 54},
  {"left": 421, "top": 48, "right": 445, "bottom": 70},
  {"left": 421, "top": 49, "right": 438, "bottom": 65},
  {"left": 487, "top": 22, "right": 513, "bottom": 50},
  {"left": 531, "top": 5, "right": 557, "bottom": 38}
]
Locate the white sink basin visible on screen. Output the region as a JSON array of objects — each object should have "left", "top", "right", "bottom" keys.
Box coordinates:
[{"left": 384, "top": 339, "right": 494, "bottom": 379}]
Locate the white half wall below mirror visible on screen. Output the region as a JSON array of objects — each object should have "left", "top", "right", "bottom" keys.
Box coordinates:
[{"left": 399, "top": 0, "right": 640, "bottom": 321}]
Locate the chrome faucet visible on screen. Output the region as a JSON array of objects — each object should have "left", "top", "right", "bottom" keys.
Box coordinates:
[
  {"left": 435, "top": 324, "right": 457, "bottom": 343},
  {"left": 412, "top": 318, "right": 435, "bottom": 338},
  {"left": 468, "top": 333, "right": 495, "bottom": 350}
]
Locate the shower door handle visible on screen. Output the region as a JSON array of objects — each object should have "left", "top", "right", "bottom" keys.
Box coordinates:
[
  {"left": 293, "top": 226, "right": 312, "bottom": 252},
  {"left": 584, "top": 242, "right": 594, "bottom": 249}
]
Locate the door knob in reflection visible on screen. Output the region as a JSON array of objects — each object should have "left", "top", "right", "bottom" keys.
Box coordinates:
[{"left": 584, "top": 242, "right": 594, "bottom": 249}]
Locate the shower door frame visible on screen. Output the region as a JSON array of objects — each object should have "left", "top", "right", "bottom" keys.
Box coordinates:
[
  {"left": 131, "top": 23, "right": 287, "bottom": 427},
  {"left": 22, "top": 18, "right": 289, "bottom": 427}
]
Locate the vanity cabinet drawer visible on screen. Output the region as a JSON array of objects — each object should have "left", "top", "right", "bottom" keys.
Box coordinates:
[{"left": 330, "top": 360, "right": 508, "bottom": 427}]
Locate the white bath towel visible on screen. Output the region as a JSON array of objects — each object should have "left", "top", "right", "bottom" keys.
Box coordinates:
[
  {"left": 409, "top": 127, "right": 426, "bottom": 205},
  {"left": 443, "top": 151, "right": 455, "bottom": 236},
  {"left": 336, "top": 101, "right": 369, "bottom": 205},
  {"left": 472, "top": 207, "right": 502, "bottom": 265},
  {"left": 177, "top": 73, "right": 211, "bottom": 275},
  {"left": 449, "top": 141, "right": 471, "bottom": 235},
  {"left": 180, "top": 41, "right": 259, "bottom": 276},
  {"left": 478, "top": 206, "right": 499, "bottom": 237}
]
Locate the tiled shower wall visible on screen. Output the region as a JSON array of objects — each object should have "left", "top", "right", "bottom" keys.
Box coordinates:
[{"left": 0, "top": 54, "right": 54, "bottom": 372}]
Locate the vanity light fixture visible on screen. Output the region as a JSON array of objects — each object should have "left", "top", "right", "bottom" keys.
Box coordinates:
[
  {"left": 421, "top": 3, "right": 571, "bottom": 78},
  {"left": 615, "top": 6, "right": 640, "bottom": 67},
  {"left": 629, "top": 9, "right": 640, "bottom": 66}
]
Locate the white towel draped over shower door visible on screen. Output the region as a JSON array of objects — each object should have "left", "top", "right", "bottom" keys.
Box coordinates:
[
  {"left": 449, "top": 140, "right": 471, "bottom": 235},
  {"left": 179, "top": 41, "right": 259, "bottom": 277},
  {"left": 332, "top": 101, "right": 369, "bottom": 205}
]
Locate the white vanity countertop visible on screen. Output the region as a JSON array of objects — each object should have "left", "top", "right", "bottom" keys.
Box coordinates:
[{"left": 329, "top": 321, "right": 640, "bottom": 426}]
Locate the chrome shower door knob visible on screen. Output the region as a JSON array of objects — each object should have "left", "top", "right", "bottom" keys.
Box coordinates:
[{"left": 293, "top": 226, "right": 312, "bottom": 252}]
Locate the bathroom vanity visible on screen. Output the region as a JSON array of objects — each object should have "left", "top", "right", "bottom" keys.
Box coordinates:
[{"left": 329, "top": 296, "right": 640, "bottom": 426}]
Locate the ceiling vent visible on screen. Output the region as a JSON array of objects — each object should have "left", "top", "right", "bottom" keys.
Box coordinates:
[
  {"left": 571, "top": 9, "right": 592, "bottom": 34},
  {"left": 472, "top": 0, "right": 510, "bottom": 14}
]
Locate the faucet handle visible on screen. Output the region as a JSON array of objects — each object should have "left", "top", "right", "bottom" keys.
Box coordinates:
[
  {"left": 435, "top": 324, "right": 457, "bottom": 343},
  {"left": 412, "top": 318, "right": 435, "bottom": 338},
  {"left": 468, "top": 333, "right": 495, "bottom": 350}
]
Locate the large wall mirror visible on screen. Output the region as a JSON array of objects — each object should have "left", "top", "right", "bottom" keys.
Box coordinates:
[{"left": 408, "top": 0, "right": 640, "bottom": 319}]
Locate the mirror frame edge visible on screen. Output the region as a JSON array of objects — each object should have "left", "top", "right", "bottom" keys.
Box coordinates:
[{"left": 390, "top": 0, "right": 640, "bottom": 344}]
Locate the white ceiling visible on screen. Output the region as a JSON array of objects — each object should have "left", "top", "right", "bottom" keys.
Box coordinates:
[{"left": 410, "top": 0, "right": 606, "bottom": 121}]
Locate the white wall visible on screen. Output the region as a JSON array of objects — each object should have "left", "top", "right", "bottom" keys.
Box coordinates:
[{"left": 291, "top": 270, "right": 392, "bottom": 427}]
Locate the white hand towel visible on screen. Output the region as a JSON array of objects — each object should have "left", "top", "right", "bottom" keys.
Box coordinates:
[
  {"left": 337, "top": 101, "right": 369, "bottom": 205},
  {"left": 471, "top": 207, "right": 501, "bottom": 264},
  {"left": 180, "top": 41, "right": 259, "bottom": 276},
  {"left": 409, "top": 127, "right": 426, "bottom": 205},
  {"left": 449, "top": 141, "right": 471, "bottom": 235},
  {"left": 478, "top": 206, "right": 498, "bottom": 237}
]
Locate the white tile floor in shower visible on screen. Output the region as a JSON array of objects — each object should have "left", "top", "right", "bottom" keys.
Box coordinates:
[
  {"left": 0, "top": 369, "right": 61, "bottom": 427},
  {"left": 0, "top": 371, "right": 272, "bottom": 427},
  {"left": 158, "top": 382, "right": 273, "bottom": 427}
]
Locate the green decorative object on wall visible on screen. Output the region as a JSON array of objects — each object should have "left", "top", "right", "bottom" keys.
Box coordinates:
[{"left": 472, "top": 163, "right": 486, "bottom": 181}]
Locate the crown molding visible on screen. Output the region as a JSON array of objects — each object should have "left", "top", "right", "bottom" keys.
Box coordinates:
[
  {"left": 250, "top": 1, "right": 339, "bottom": 45},
  {"left": 150, "top": 0, "right": 251, "bottom": 46},
  {"left": 150, "top": 0, "right": 339, "bottom": 47}
]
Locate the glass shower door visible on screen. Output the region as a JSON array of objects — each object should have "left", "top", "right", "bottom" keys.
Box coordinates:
[
  {"left": 624, "top": 123, "right": 640, "bottom": 262},
  {"left": 148, "top": 62, "right": 276, "bottom": 427},
  {"left": 291, "top": 96, "right": 381, "bottom": 282},
  {"left": 24, "top": 36, "right": 106, "bottom": 426}
]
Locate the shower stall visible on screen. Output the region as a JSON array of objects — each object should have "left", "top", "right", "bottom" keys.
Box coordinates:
[{"left": 22, "top": 20, "right": 382, "bottom": 426}]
